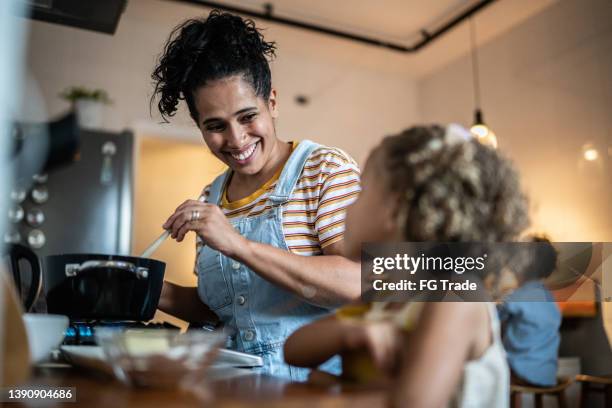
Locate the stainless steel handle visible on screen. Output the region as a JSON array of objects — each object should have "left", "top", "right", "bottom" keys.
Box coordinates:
[
  {"left": 100, "top": 141, "right": 117, "bottom": 185},
  {"left": 65, "top": 260, "right": 149, "bottom": 279}
]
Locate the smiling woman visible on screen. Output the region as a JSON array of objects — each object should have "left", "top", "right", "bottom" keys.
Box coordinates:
[
  {"left": 192, "top": 74, "right": 286, "bottom": 190},
  {"left": 150, "top": 10, "right": 361, "bottom": 381}
]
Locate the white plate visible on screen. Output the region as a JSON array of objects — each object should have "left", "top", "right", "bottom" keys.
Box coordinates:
[
  {"left": 216, "top": 348, "right": 263, "bottom": 368},
  {"left": 60, "top": 345, "right": 114, "bottom": 375},
  {"left": 60, "top": 345, "right": 263, "bottom": 372}
]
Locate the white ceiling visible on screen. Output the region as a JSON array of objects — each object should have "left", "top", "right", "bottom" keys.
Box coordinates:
[
  {"left": 215, "top": 0, "right": 476, "bottom": 43},
  {"left": 188, "top": 0, "right": 558, "bottom": 77}
]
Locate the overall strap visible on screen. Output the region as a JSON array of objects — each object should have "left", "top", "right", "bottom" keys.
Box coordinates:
[
  {"left": 207, "top": 170, "right": 230, "bottom": 205},
  {"left": 268, "top": 140, "right": 320, "bottom": 204}
]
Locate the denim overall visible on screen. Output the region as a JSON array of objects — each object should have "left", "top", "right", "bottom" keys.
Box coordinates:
[{"left": 197, "top": 140, "right": 340, "bottom": 381}]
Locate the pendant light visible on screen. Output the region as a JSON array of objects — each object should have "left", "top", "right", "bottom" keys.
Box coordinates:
[{"left": 469, "top": 18, "right": 498, "bottom": 148}]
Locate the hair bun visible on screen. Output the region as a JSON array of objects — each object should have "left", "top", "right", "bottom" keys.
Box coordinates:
[{"left": 151, "top": 10, "right": 276, "bottom": 122}]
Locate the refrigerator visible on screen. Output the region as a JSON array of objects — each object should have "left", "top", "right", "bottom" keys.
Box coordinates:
[{"left": 4, "top": 129, "right": 134, "bottom": 311}]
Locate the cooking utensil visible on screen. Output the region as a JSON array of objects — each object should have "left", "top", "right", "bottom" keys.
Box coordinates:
[
  {"left": 42, "top": 195, "right": 206, "bottom": 321},
  {"left": 140, "top": 194, "right": 206, "bottom": 259},
  {"left": 44, "top": 253, "right": 165, "bottom": 321},
  {"left": 140, "top": 230, "right": 170, "bottom": 259}
]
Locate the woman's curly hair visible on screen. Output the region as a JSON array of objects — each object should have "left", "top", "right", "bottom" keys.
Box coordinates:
[
  {"left": 376, "top": 125, "right": 529, "bottom": 242},
  {"left": 151, "top": 10, "right": 276, "bottom": 123}
]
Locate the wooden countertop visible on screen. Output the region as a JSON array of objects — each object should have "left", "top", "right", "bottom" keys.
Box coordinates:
[{"left": 17, "top": 365, "right": 387, "bottom": 407}]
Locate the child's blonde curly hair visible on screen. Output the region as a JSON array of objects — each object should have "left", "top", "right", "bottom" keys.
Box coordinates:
[{"left": 375, "top": 125, "right": 529, "bottom": 242}]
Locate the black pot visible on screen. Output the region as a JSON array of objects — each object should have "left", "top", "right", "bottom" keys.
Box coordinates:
[{"left": 44, "top": 254, "right": 165, "bottom": 321}]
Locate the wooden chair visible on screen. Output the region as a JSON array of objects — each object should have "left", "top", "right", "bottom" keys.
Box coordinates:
[
  {"left": 575, "top": 374, "right": 612, "bottom": 408},
  {"left": 510, "top": 376, "right": 572, "bottom": 408}
]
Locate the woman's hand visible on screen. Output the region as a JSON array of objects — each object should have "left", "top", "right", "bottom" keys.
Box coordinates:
[
  {"left": 162, "top": 200, "right": 244, "bottom": 256},
  {"left": 342, "top": 320, "right": 402, "bottom": 374}
]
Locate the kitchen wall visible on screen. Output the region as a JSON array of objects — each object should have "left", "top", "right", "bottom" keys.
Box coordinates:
[
  {"left": 418, "top": 0, "right": 612, "bottom": 242},
  {"left": 23, "top": 0, "right": 418, "bottom": 166}
]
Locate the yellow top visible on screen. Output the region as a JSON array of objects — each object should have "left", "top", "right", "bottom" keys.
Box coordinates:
[
  {"left": 336, "top": 301, "right": 424, "bottom": 330},
  {"left": 336, "top": 302, "right": 424, "bottom": 384}
]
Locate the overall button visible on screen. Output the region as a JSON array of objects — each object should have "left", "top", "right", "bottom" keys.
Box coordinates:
[
  {"left": 231, "top": 261, "right": 241, "bottom": 270},
  {"left": 243, "top": 330, "right": 255, "bottom": 341},
  {"left": 237, "top": 295, "right": 246, "bottom": 305}
]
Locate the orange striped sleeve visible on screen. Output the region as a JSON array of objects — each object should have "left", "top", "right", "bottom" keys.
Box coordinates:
[{"left": 311, "top": 151, "right": 361, "bottom": 249}]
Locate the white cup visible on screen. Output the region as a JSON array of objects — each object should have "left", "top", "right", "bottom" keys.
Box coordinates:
[{"left": 22, "top": 313, "right": 69, "bottom": 363}]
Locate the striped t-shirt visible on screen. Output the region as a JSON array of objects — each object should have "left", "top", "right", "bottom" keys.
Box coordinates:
[{"left": 195, "top": 142, "right": 361, "bottom": 258}]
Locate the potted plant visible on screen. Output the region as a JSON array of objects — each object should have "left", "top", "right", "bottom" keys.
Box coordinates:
[{"left": 59, "top": 86, "right": 111, "bottom": 129}]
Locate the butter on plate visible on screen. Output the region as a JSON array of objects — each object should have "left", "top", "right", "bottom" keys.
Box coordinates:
[{"left": 123, "top": 330, "right": 171, "bottom": 356}]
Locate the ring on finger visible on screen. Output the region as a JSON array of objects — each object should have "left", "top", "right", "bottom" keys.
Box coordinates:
[{"left": 191, "top": 210, "right": 200, "bottom": 221}]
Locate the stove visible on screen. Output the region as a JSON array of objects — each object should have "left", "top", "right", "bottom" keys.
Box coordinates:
[{"left": 63, "top": 321, "right": 180, "bottom": 345}]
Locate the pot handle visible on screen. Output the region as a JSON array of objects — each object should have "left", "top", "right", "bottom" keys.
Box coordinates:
[
  {"left": 7, "top": 244, "right": 42, "bottom": 312},
  {"left": 65, "top": 260, "right": 149, "bottom": 279}
]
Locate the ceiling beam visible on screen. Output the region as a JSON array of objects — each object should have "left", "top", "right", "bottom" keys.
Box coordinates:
[{"left": 171, "top": 0, "right": 497, "bottom": 53}]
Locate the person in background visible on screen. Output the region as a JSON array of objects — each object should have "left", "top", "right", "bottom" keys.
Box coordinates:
[
  {"left": 497, "top": 235, "right": 562, "bottom": 387},
  {"left": 152, "top": 11, "right": 361, "bottom": 380},
  {"left": 285, "top": 124, "right": 530, "bottom": 407}
]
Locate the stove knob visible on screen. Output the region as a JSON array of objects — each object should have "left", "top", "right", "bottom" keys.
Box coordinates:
[
  {"left": 4, "top": 230, "right": 21, "bottom": 244},
  {"left": 27, "top": 229, "right": 46, "bottom": 249},
  {"left": 10, "top": 188, "right": 27, "bottom": 203},
  {"left": 8, "top": 204, "right": 24, "bottom": 223},
  {"left": 32, "top": 173, "right": 48, "bottom": 184},
  {"left": 26, "top": 208, "right": 45, "bottom": 227},
  {"left": 31, "top": 186, "right": 49, "bottom": 204}
]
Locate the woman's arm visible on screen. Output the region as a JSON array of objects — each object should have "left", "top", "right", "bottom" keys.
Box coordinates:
[
  {"left": 158, "top": 281, "right": 219, "bottom": 325},
  {"left": 164, "top": 202, "right": 360, "bottom": 308},
  {"left": 233, "top": 238, "right": 360, "bottom": 308},
  {"left": 390, "top": 302, "right": 483, "bottom": 408}
]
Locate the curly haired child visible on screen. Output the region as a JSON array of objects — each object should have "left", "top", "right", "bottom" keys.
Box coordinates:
[{"left": 284, "top": 124, "right": 530, "bottom": 407}]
